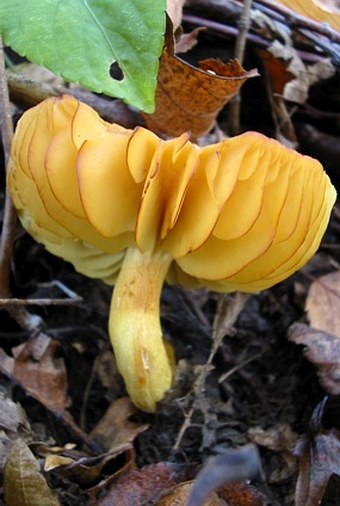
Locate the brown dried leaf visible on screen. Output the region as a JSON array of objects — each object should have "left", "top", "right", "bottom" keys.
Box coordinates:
[
  {"left": 295, "top": 409, "right": 340, "bottom": 506},
  {"left": 44, "top": 454, "right": 74, "bottom": 471},
  {"left": 157, "top": 481, "right": 223, "bottom": 506},
  {"left": 306, "top": 271, "right": 340, "bottom": 336},
  {"left": 219, "top": 482, "right": 266, "bottom": 506},
  {"left": 167, "top": 0, "right": 186, "bottom": 31},
  {"left": 269, "top": 40, "right": 334, "bottom": 105},
  {"left": 284, "top": 59, "right": 334, "bottom": 105},
  {"left": 143, "top": 48, "right": 258, "bottom": 138},
  {"left": 255, "top": 48, "right": 294, "bottom": 95},
  {"left": 248, "top": 424, "right": 298, "bottom": 482},
  {"left": 0, "top": 432, "right": 12, "bottom": 473},
  {"left": 288, "top": 323, "right": 340, "bottom": 394},
  {"left": 90, "top": 397, "right": 149, "bottom": 452},
  {"left": 0, "top": 391, "right": 30, "bottom": 434},
  {"left": 213, "top": 293, "right": 249, "bottom": 343},
  {"left": 175, "top": 27, "right": 206, "bottom": 54},
  {"left": 0, "top": 333, "right": 69, "bottom": 413},
  {"left": 4, "top": 439, "right": 60, "bottom": 506},
  {"left": 45, "top": 446, "right": 133, "bottom": 487},
  {"left": 94, "top": 462, "right": 195, "bottom": 506}
]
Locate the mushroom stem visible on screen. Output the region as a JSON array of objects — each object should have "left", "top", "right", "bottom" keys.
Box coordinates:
[{"left": 109, "top": 247, "right": 173, "bottom": 412}]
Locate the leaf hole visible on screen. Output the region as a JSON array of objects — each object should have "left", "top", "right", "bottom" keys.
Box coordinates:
[{"left": 110, "top": 61, "right": 124, "bottom": 81}]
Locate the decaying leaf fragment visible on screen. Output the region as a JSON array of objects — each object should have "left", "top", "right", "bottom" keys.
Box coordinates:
[
  {"left": 92, "top": 462, "right": 195, "bottom": 506},
  {"left": 166, "top": 0, "right": 186, "bottom": 31},
  {"left": 143, "top": 47, "right": 258, "bottom": 138},
  {"left": 288, "top": 323, "right": 340, "bottom": 395},
  {"left": 306, "top": 270, "right": 340, "bottom": 336},
  {"left": 269, "top": 41, "right": 335, "bottom": 105},
  {"left": 0, "top": 333, "right": 69, "bottom": 413},
  {"left": 89, "top": 397, "right": 149, "bottom": 452},
  {"left": 295, "top": 399, "right": 340, "bottom": 506},
  {"left": 157, "top": 482, "right": 223, "bottom": 506},
  {"left": 4, "top": 439, "right": 60, "bottom": 506}
]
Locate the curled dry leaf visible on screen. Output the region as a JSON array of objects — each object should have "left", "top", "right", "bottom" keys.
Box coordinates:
[
  {"left": 0, "top": 333, "right": 69, "bottom": 413},
  {"left": 288, "top": 323, "right": 340, "bottom": 395},
  {"left": 143, "top": 47, "right": 258, "bottom": 138},
  {"left": 4, "top": 439, "right": 60, "bottom": 506},
  {"left": 306, "top": 270, "right": 340, "bottom": 336},
  {"left": 167, "top": 0, "right": 186, "bottom": 31},
  {"left": 45, "top": 446, "right": 133, "bottom": 488},
  {"left": 295, "top": 400, "right": 340, "bottom": 506},
  {"left": 175, "top": 27, "right": 207, "bottom": 54}
]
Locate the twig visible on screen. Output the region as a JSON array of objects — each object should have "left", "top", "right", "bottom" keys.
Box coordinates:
[
  {"left": 184, "top": 0, "right": 340, "bottom": 63},
  {"left": 173, "top": 292, "right": 249, "bottom": 451},
  {"left": 80, "top": 360, "right": 97, "bottom": 431},
  {"left": 218, "top": 351, "right": 264, "bottom": 383},
  {"left": 0, "top": 36, "right": 16, "bottom": 298},
  {"left": 229, "top": 0, "right": 253, "bottom": 135},
  {"left": 183, "top": 14, "right": 328, "bottom": 64},
  {"left": 173, "top": 404, "right": 195, "bottom": 452},
  {"left": 234, "top": 0, "right": 253, "bottom": 64},
  {"left": 254, "top": 0, "right": 340, "bottom": 43},
  {"left": 7, "top": 70, "right": 142, "bottom": 128},
  {"left": 0, "top": 297, "right": 83, "bottom": 306}
]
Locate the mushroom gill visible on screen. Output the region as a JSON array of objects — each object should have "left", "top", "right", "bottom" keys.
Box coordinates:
[{"left": 7, "top": 95, "right": 336, "bottom": 411}]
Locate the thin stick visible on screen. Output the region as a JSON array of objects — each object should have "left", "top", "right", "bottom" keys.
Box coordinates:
[
  {"left": 229, "top": 0, "right": 253, "bottom": 135},
  {"left": 0, "top": 297, "right": 83, "bottom": 306},
  {"left": 0, "top": 36, "right": 17, "bottom": 298}
]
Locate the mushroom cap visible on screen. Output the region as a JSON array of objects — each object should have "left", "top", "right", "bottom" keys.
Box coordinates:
[{"left": 8, "top": 94, "right": 336, "bottom": 292}]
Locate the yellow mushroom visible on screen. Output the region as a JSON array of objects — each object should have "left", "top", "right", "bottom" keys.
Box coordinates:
[{"left": 7, "top": 95, "right": 336, "bottom": 412}]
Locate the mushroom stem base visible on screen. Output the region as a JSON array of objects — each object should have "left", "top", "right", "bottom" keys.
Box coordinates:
[{"left": 109, "top": 247, "right": 173, "bottom": 412}]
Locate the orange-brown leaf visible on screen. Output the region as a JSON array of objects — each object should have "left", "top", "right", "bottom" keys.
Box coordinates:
[
  {"left": 255, "top": 48, "right": 294, "bottom": 95},
  {"left": 143, "top": 48, "right": 258, "bottom": 138},
  {"left": 94, "top": 462, "right": 195, "bottom": 505},
  {"left": 0, "top": 333, "right": 69, "bottom": 413},
  {"left": 90, "top": 397, "right": 149, "bottom": 452}
]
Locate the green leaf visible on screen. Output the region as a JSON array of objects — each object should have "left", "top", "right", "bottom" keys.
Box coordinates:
[{"left": 0, "top": 0, "right": 166, "bottom": 112}]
